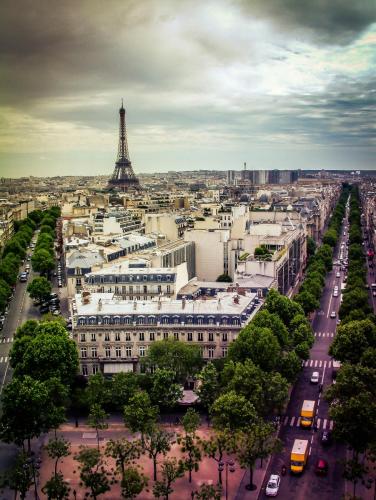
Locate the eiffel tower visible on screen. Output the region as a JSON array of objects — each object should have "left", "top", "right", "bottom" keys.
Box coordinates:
[{"left": 108, "top": 101, "right": 140, "bottom": 192}]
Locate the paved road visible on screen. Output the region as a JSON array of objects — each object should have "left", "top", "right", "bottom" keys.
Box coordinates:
[{"left": 259, "top": 209, "right": 350, "bottom": 500}]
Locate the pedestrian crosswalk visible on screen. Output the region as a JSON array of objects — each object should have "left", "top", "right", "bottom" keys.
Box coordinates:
[
  {"left": 283, "top": 415, "right": 334, "bottom": 430},
  {"left": 303, "top": 359, "right": 334, "bottom": 368},
  {"left": 1, "top": 337, "right": 13, "bottom": 343},
  {"left": 314, "top": 332, "right": 335, "bottom": 338},
  {"left": 0, "top": 356, "right": 8, "bottom": 363}
]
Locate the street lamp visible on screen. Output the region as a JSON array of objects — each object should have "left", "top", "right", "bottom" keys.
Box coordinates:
[{"left": 218, "top": 460, "right": 235, "bottom": 500}]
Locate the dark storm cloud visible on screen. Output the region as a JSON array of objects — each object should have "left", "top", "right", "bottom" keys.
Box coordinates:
[{"left": 237, "top": 0, "right": 376, "bottom": 44}]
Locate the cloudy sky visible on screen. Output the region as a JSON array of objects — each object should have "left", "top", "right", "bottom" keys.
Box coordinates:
[{"left": 0, "top": 0, "right": 375, "bottom": 177}]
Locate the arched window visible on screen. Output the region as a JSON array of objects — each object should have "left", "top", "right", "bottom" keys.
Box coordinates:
[
  {"left": 124, "top": 316, "right": 131, "bottom": 325},
  {"left": 89, "top": 316, "right": 96, "bottom": 325},
  {"left": 103, "top": 316, "right": 110, "bottom": 325},
  {"left": 78, "top": 317, "right": 86, "bottom": 326},
  {"left": 114, "top": 316, "right": 120, "bottom": 325}
]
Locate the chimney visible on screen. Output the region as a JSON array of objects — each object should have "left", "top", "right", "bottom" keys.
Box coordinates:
[
  {"left": 97, "top": 298, "right": 102, "bottom": 311},
  {"left": 182, "top": 296, "right": 186, "bottom": 309},
  {"left": 133, "top": 299, "right": 137, "bottom": 311},
  {"left": 158, "top": 297, "right": 162, "bottom": 310}
]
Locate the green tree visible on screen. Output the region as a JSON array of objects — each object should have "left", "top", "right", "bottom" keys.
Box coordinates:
[
  {"left": 41, "top": 472, "right": 70, "bottom": 500},
  {"left": 216, "top": 274, "right": 232, "bottom": 282},
  {"left": 0, "top": 375, "right": 56, "bottom": 450},
  {"left": 145, "top": 339, "right": 202, "bottom": 381},
  {"left": 196, "top": 362, "right": 220, "bottom": 411},
  {"left": 31, "top": 248, "right": 55, "bottom": 274},
  {"left": 74, "top": 447, "right": 111, "bottom": 500},
  {"left": 178, "top": 408, "right": 202, "bottom": 483},
  {"left": 123, "top": 391, "right": 159, "bottom": 445},
  {"left": 3, "top": 451, "right": 35, "bottom": 500},
  {"left": 0, "top": 279, "right": 11, "bottom": 313},
  {"left": 0, "top": 257, "right": 19, "bottom": 286},
  {"left": 307, "top": 237, "right": 316, "bottom": 257},
  {"left": 105, "top": 438, "right": 141, "bottom": 483},
  {"left": 152, "top": 458, "right": 185, "bottom": 500},
  {"left": 329, "top": 319, "right": 376, "bottom": 364},
  {"left": 210, "top": 391, "right": 257, "bottom": 432},
  {"left": 15, "top": 331, "right": 79, "bottom": 385},
  {"left": 86, "top": 372, "right": 112, "bottom": 408},
  {"left": 251, "top": 310, "right": 289, "bottom": 347},
  {"left": 121, "top": 467, "right": 148, "bottom": 500},
  {"left": 265, "top": 289, "right": 304, "bottom": 327},
  {"left": 27, "top": 276, "right": 52, "bottom": 303},
  {"left": 277, "top": 350, "right": 302, "bottom": 383},
  {"left": 343, "top": 457, "right": 368, "bottom": 499},
  {"left": 202, "top": 429, "right": 233, "bottom": 486},
  {"left": 295, "top": 291, "right": 320, "bottom": 315},
  {"left": 88, "top": 404, "right": 108, "bottom": 450},
  {"left": 193, "top": 483, "right": 222, "bottom": 500},
  {"left": 150, "top": 369, "right": 183, "bottom": 409},
  {"left": 111, "top": 372, "right": 140, "bottom": 410},
  {"left": 45, "top": 437, "right": 70, "bottom": 477},
  {"left": 228, "top": 325, "right": 280, "bottom": 372},
  {"left": 15, "top": 319, "right": 39, "bottom": 339},
  {"left": 322, "top": 229, "right": 338, "bottom": 247},
  {"left": 235, "top": 421, "right": 281, "bottom": 491},
  {"left": 144, "top": 425, "right": 173, "bottom": 481}
]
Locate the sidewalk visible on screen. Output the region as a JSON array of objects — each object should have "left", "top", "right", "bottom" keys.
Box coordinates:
[{"left": 33, "top": 421, "right": 270, "bottom": 500}]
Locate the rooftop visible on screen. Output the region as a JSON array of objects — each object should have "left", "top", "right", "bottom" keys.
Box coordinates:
[{"left": 73, "top": 291, "right": 257, "bottom": 316}]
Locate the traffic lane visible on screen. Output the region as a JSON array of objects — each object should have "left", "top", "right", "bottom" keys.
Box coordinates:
[{"left": 259, "top": 423, "right": 344, "bottom": 500}]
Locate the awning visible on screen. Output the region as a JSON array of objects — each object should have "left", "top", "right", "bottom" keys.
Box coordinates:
[{"left": 103, "top": 362, "right": 134, "bottom": 374}]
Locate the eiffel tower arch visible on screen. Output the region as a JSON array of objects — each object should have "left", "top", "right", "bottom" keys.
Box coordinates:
[{"left": 107, "top": 101, "right": 141, "bottom": 192}]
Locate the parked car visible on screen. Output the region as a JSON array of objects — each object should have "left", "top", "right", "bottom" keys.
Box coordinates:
[
  {"left": 40, "top": 306, "right": 50, "bottom": 314},
  {"left": 315, "top": 458, "right": 328, "bottom": 476},
  {"left": 265, "top": 474, "right": 281, "bottom": 496},
  {"left": 50, "top": 293, "right": 59, "bottom": 299},
  {"left": 321, "top": 430, "right": 332, "bottom": 446},
  {"left": 49, "top": 297, "right": 60, "bottom": 304},
  {"left": 52, "top": 310, "right": 61, "bottom": 316},
  {"left": 58, "top": 281, "right": 63, "bottom": 288}
]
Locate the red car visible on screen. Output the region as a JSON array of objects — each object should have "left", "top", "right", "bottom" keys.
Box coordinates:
[{"left": 315, "top": 459, "right": 328, "bottom": 476}]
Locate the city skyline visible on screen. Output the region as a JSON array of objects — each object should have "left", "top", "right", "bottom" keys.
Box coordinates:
[{"left": 0, "top": 0, "right": 375, "bottom": 178}]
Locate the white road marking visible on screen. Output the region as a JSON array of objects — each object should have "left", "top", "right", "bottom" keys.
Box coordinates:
[
  {"left": 290, "top": 417, "right": 295, "bottom": 427},
  {"left": 297, "top": 417, "right": 301, "bottom": 427},
  {"left": 319, "top": 360, "right": 322, "bottom": 367},
  {"left": 0, "top": 357, "right": 3, "bottom": 363},
  {"left": 314, "top": 360, "right": 318, "bottom": 367},
  {"left": 309, "top": 446, "right": 312, "bottom": 455},
  {"left": 327, "top": 293, "right": 334, "bottom": 318},
  {"left": 317, "top": 418, "right": 321, "bottom": 429},
  {"left": 331, "top": 332, "right": 334, "bottom": 337},
  {"left": 318, "top": 332, "right": 322, "bottom": 337},
  {"left": 329, "top": 421, "right": 334, "bottom": 430},
  {"left": 310, "top": 360, "right": 314, "bottom": 367},
  {"left": 323, "top": 419, "right": 327, "bottom": 430},
  {"left": 284, "top": 416, "right": 289, "bottom": 426},
  {"left": 4, "top": 357, "right": 7, "bottom": 363}
]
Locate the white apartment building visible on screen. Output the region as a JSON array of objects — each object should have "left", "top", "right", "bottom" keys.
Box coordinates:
[{"left": 71, "top": 290, "right": 262, "bottom": 376}]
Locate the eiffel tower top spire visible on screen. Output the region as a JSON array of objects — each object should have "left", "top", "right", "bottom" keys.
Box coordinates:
[{"left": 108, "top": 102, "right": 140, "bottom": 192}]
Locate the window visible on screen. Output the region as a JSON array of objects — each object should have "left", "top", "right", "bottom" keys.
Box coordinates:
[
  {"left": 80, "top": 347, "right": 87, "bottom": 358},
  {"left": 115, "top": 332, "right": 121, "bottom": 342},
  {"left": 91, "top": 347, "right": 97, "bottom": 358},
  {"left": 208, "top": 317, "right": 214, "bottom": 325},
  {"left": 222, "top": 332, "right": 228, "bottom": 342},
  {"left": 167, "top": 285, "right": 171, "bottom": 294},
  {"left": 149, "top": 332, "right": 155, "bottom": 341},
  {"left": 163, "top": 331, "right": 168, "bottom": 339},
  {"left": 143, "top": 285, "right": 147, "bottom": 293},
  {"left": 80, "top": 333, "right": 86, "bottom": 342},
  {"left": 114, "top": 316, "right": 120, "bottom": 325},
  {"left": 76, "top": 267, "right": 82, "bottom": 275},
  {"left": 125, "top": 346, "right": 132, "bottom": 357},
  {"left": 82, "top": 365, "right": 88, "bottom": 376},
  {"left": 105, "top": 347, "right": 111, "bottom": 358},
  {"left": 187, "top": 332, "right": 193, "bottom": 341},
  {"left": 91, "top": 333, "right": 96, "bottom": 342},
  {"left": 125, "top": 332, "right": 131, "bottom": 341},
  {"left": 174, "top": 317, "right": 179, "bottom": 324},
  {"left": 208, "top": 347, "right": 215, "bottom": 358},
  {"left": 143, "top": 275, "right": 147, "bottom": 281},
  {"left": 129, "top": 286, "right": 133, "bottom": 293},
  {"left": 124, "top": 317, "right": 131, "bottom": 325},
  {"left": 158, "top": 285, "right": 162, "bottom": 293},
  {"left": 139, "top": 346, "right": 146, "bottom": 357},
  {"left": 139, "top": 332, "right": 145, "bottom": 341},
  {"left": 222, "top": 318, "right": 228, "bottom": 325},
  {"left": 208, "top": 332, "right": 214, "bottom": 342},
  {"left": 105, "top": 332, "right": 110, "bottom": 341},
  {"left": 198, "top": 332, "right": 203, "bottom": 342},
  {"left": 92, "top": 364, "right": 99, "bottom": 374},
  {"left": 222, "top": 347, "right": 228, "bottom": 358},
  {"left": 76, "top": 278, "right": 82, "bottom": 286},
  {"left": 115, "top": 346, "right": 121, "bottom": 358},
  {"left": 174, "top": 332, "right": 179, "bottom": 340},
  {"left": 198, "top": 318, "right": 203, "bottom": 325},
  {"left": 187, "top": 317, "right": 193, "bottom": 324}
]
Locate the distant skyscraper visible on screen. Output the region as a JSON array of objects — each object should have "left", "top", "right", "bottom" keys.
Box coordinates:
[
  {"left": 227, "top": 170, "right": 236, "bottom": 185},
  {"left": 108, "top": 101, "right": 140, "bottom": 192}
]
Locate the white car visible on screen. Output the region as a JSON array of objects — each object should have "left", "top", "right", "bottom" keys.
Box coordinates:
[
  {"left": 336, "top": 272, "right": 341, "bottom": 278},
  {"left": 266, "top": 474, "right": 281, "bottom": 497},
  {"left": 330, "top": 311, "right": 336, "bottom": 319},
  {"left": 311, "top": 371, "right": 320, "bottom": 384}
]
